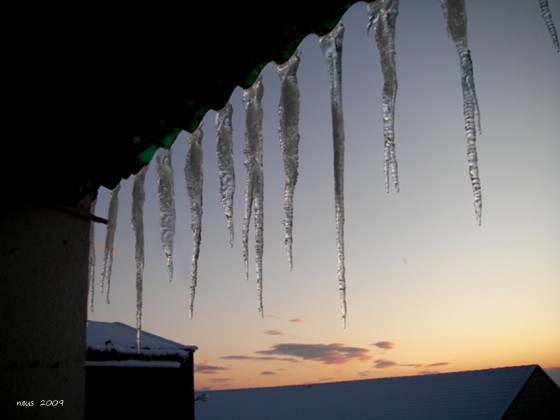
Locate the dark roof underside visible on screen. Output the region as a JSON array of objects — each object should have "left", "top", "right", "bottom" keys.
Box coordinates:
[{"left": 6, "top": 1, "right": 360, "bottom": 207}]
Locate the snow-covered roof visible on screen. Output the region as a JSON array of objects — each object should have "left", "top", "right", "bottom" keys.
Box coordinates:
[
  {"left": 195, "top": 365, "right": 550, "bottom": 420},
  {"left": 85, "top": 360, "right": 181, "bottom": 368},
  {"left": 86, "top": 321, "right": 197, "bottom": 358}
]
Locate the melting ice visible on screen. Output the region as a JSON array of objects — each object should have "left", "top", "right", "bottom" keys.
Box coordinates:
[
  {"left": 216, "top": 102, "right": 236, "bottom": 247},
  {"left": 100, "top": 183, "right": 121, "bottom": 303},
  {"left": 185, "top": 125, "right": 204, "bottom": 319},
  {"left": 98, "top": 2, "right": 560, "bottom": 329},
  {"left": 440, "top": 0, "right": 483, "bottom": 226},
  {"left": 539, "top": 0, "right": 560, "bottom": 52},
  {"left": 131, "top": 167, "right": 148, "bottom": 351},
  {"left": 367, "top": 0, "right": 400, "bottom": 193},
  {"left": 88, "top": 198, "right": 97, "bottom": 311},
  {"left": 242, "top": 74, "right": 265, "bottom": 317},
  {"left": 155, "top": 147, "right": 176, "bottom": 283},
  {"left": 319, "top": 21, "right": 348, "bottom": 328},
  {"left": 277, "top": 49, "right": 302, "bottom": 271}
]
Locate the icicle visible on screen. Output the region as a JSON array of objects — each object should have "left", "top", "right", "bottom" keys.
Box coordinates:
[
  {"left": 319, "top": 22, "right": 348, "bottom": 328},
  {"left": 88, "top": 197, "right": 97, "bottom": 312},
  {"left": 100, "top": 183, "right": 120, "bottom": 303},
  {"left": 216, "top": 103, "right": 236, "bottom": 248},
  {"left": 242, "top": 74, "right": 265, "bottom": 317},
  {"left": 277, "top": 49, "right": 302, "bottom": 271},
  {"left": 185, "top": 124, "right": 204, "bottom": 319},
  {"left": 440, "top": 0, "right": 483, "bottom": 226},
  {"left": 367, "top": 0, "right": 401, "bottom": 193},
  {"left": 539, "top": 0, "right": 560, "bottom": 52},
  {"left": 131, "top": 166, "right": 148, "bottom": 352},
  {"left": 155, "top": 147, "right": 176, "bottom": 283}
]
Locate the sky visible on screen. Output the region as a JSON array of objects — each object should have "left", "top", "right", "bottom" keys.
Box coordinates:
[{"left": 88, "top": 0, "right": 560, "bottom": 391}]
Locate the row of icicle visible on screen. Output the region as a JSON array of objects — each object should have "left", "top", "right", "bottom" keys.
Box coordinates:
[{"left": 88, "top": 0, "right": 558, "bottom": 348}]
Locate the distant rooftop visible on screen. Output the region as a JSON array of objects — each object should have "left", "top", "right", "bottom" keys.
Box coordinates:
[
  {"left": 195, "top": 365, "right": 560, "bottom": 419},
  {"left": 86, "top": 321, "right": 197, "bottom": 360}
]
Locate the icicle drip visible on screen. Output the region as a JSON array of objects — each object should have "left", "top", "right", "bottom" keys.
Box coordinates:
[
  {"left": 242, "top": 74, "right": 265, "bottom": 317},
  {"left": 277, "top": 49, "right": 302, "bottom": 271},
  {"left": 88, "top": 197, "right": 97, "bottom": 312},
  {"left": 100, "top": 183, "right": 121, "bottom": 303},
  {"left": 216, "top": 103, "right": 236, "bottom": 248},
  {"left": 155, "top": 147, "right": 176, "bottom": 283},
  {"left": 131, "top": 166, "right": 148, "bottom": 352},
  {"left": 185, "top": 125, "right": 204, "bottom": 319},
  {"left": 319, "top": 22, "right": 347, "bottom": 328},
  {"left": 440, "top": 0, "right": 482, "bottom": 226},
  {"left": 367, "top": 0, "right": 400, "bottom": 193},
  {"left": 539, "top": 0, "right": 560, "bottom": 52}
]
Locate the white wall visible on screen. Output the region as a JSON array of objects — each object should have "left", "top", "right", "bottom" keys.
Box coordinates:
[{"left": 0, "top": 199, "right": 91, "bottom": 419}]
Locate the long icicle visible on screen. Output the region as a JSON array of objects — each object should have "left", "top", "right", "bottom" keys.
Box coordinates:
[
  {"left": 100, "top": 183, "right": 121, "bottom": 303},
  {"left": 131, "top": 166, "right": 148, "bottom": 352},
  {"left": 539, "top": 0, "right": 560, "bottom": 52},
  {"left": 277, "top": 49, "right": 302, "bottom": 271},
  {"left": 216, "top": 103, "right": 236, "bottom": 248},
  {"left": 88, "top": 197, "right": 97, "bottom": 312},
  {"left": 185, "top": 124, "right": 204, "bottom": 319},
  {"left": 242, "top": 74, "right": 265, "bottom": 317},
  {"left": 440, "top": 0, "right": 483, "bottom": 226},
  {"left": 367, "top": 0, "right": 400, "bottom": 193},
  {"left": 319, "top": 21, "right": 348, "bottom": 328},
  {"left": 155, "top": 147, "right": 176, "bottom": 283}
]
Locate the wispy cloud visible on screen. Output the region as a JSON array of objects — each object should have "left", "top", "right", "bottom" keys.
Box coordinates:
[
  {"left": 195, "top": 364, "right": 231, "bottom": 374},
  {"left": 401, "top": 363, "right": 423, "bottom": 368},
  {"left": 221, "top": 355, "right": 300, "bottom": 363},
  {"left": 265, "top": 329, "right": 283, "bottom": 336},
  {"left": 373, "top": 358, "right": 399, "bottom": 369},
  {"left": 195, "top": 360, "right": 232, "bottom": 374},
  {"left": 372, "top": 341, "right": 395, "bottom": 350},
  {"left": 419, "top": 362, "right": 450, "bottom": 374},
  {"left": 289, "top": 318, "right": 304, "bottom": 324},
  {"left": 260, "top": 371, "right": 277, "bottom": 376},
  {"left": 256, "top": 343, "right": 371, "bottom": 365},
  {"left": 209, "top": 378, "right": 233, "bottom": 384}
]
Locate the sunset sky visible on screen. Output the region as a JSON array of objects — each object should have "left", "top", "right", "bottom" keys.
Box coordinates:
[{"left": 88, "top": 0, "right": 560, "bottom": 391}]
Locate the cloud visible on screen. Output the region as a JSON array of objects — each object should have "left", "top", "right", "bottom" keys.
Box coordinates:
[
  {"left": 221, "top": 355, "right": 300, "bottom": 363},
  {"left": 372, "top": 341, "right": 395, "bottom": 350},
  {"left": 401, "top": 363, "right": 423, "bottom": 368},
  {"left": 419, "top": 362, "right": 450, "bottom": 374},
  {"left": 260, "top": 371, "right": 277, "bottom": 376},
  {"left": 265, "top": 329, "right": 283, "bottom": 336},
  {"left": 209, "top": 378, "right": 233, "bottom": 384},
  {"left": 195, "top": 364, "right": 231, "bottom": 374},
  {"left": 289, "top": 318, "right": 304, "bottom": 324},
  {"left": 256, "top": 343, "right": 371, "bottom": 365},
  {"left": 195, "top": 360, "right": 232, "bottom": 374},
  {"left": 373, "top": 359, "right": 399, "bottom": 369}
]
